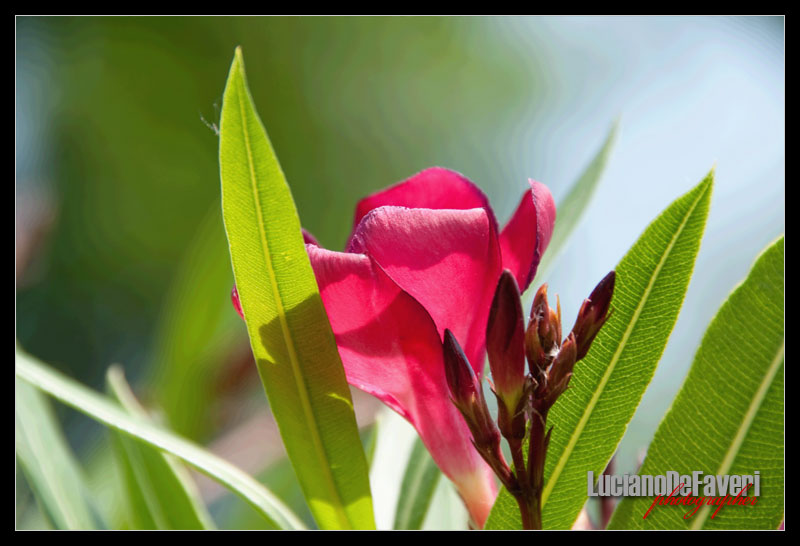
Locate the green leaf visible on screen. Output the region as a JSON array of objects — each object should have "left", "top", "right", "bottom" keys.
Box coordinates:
[
  {"left": 106, "top": 366, "right": 215, "bottom": 529},
  {"left": 15, "top": 349, "right": 305, "bottom": 530},
  {"left": 486, "top": 170, "right": 713, "bottom": 529},
  {"left": 608, "top": 236, "right": 784, "bottom": 530},
  {"left": 217, "top": 456, "right": 318, "bottom": 530},
  {"left": 219, "top": 46, "right": 374, "bottom": 530},
  {"left": 107, "top": 426, "right": 159, "bottom": 529},
  {"left": 15, "top": 370, "right": 98, "bottom": 530},
  {"left": 217, "top": 425, "right": 379, "bottom": 530},
  {"left": 534, "top": 121, "right": 618, "bottom": 283},
  {"left": 393, "top": 438, "right": 442, "bottom": 530},
  {"left": 361, "top": 423, "right": 379, "bottom": 469},
  {"left": 368, "top": 407, "right": 420, "bottom": 528},
  {"left": 421, "top": 473, "right": 469, "bottom": 530}
]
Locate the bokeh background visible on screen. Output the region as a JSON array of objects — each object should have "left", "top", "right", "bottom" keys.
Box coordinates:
[{"left": 16, "top": 16, "right": 784, "bottom": 529}]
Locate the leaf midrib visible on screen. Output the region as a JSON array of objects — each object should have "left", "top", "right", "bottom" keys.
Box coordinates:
[
  {"left": 541, "top": 181, "right": 709, "bottom": 509},
  {"left": 233, "top": 67, "right": 349, "bottom": 529},
  {"left": 690, "top": 340, "right": 784, "bottom": 529}
]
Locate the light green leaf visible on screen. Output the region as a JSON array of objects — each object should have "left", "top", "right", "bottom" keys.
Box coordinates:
[
  {"left": 393, "top": 438, "right": 442, "bottom": 530},
  {"left": 107, "top": 427, "right": 158, "bottom": 529},
  {"left": 361, "top": 423, "right": 380, "bottom": 469},
  {"left": 15, "top": 371, "right": 98, "bottom": 530},
  {"left": 15, "top": 349, "right": 305, "bottom": 530},
  {"left": 106, "top": 366, "right": 215, "bottom": 529},
  {"left": 609, "top": 236, "right": 784, "bottom": 530},
  {"left": 219, "top": 46, "right": 374, "bottom": 530},
  {"left": 534, "top": 121, "right": 618, "bottom": 283},
  {"left": 486, "top": 170, "right": 713, "bottom": 529}
]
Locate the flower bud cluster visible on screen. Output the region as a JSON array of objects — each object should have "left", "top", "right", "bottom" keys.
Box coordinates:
[
  {"left": 442, "top": 269, "right": 615, "bottom": 528},
  {"left": 524, "top": 271, "right": 616, "bottom": 410}
]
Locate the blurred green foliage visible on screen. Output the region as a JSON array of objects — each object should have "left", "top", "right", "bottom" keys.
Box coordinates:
[
  {"left": 16, "top": 17, "right": 541, "bottom": 439},
  {"left": 17, "top": 19, "right": 545, "bottom": 528}
]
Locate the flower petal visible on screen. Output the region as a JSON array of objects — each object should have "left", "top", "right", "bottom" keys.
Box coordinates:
[
  {"left": 352, "top": 167, "right": 497, "bottom": 232},
  {"left": 301, "top": 228, "right": 320, "bottom": 247},
  {"left": 499, "top": 179, "right": 556, "bottom": 292},
  {"left": 347, "top": 206, "right": 502, "bottom": 376},
  {"left": 306, "top": 244, "right": 497, "bottom": 526}
]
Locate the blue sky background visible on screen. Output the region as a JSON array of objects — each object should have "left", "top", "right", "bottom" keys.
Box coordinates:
[{"left": 488, "top": 16, "right": 783, "bottom": 475}]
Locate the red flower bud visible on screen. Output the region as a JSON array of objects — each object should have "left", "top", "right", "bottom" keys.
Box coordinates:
[
  {"left": 570, "top": 271, "right": 615, "bottom": 361},
  {"left": 546, "top": 333, "right": 577, "bottom": 406},
  {"left": 443, "top": 329, "right": 501, "bottom": 451},
  {"left": 525, "top": 284, "right": 560, "bottom": 375},
  {"left": 486, "top": 270, "right": 526, "bottom": 412},
  {"left": 535, "top": 289, "right": 558, "bottom": 354}
]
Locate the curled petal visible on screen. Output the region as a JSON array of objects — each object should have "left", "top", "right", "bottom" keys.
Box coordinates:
[
  {"left": 301, "top": 228, "right": 320, "bottom": 247},
  {"left": 347, "top": 206, "right": 502, "bottom": 375},
  {"left": 352, "top": 167, "right": 498, "bottom": 234},
  {"left": 306, "top": 245, "right": 497, "bottom": 526},
  {"left": 500, "top": 179, "right": 556, "bottom": 292},
  {"left": 231, "top": 285, "right": 244, "bottom": 320}
]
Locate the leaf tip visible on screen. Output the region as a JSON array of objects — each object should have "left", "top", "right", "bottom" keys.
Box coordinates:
[
  {"left": 706, "top": 164, "right": 716, "bottom": 185},
  {"left": 609, "top": 116, "right": 621, "bottom": 139},
  {"left": 230, "top": 46, "right": 246, "bottom": 79},
  {"left": 693, "top": 166, "right": 715, "bottom": 203}
]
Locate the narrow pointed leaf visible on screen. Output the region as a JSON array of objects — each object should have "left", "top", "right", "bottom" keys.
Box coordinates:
[
  {"left": 609, "top": 236, "right": 784, "bottom": 530},
  {"left": 487, "top": 170, "right": 713, "bottom": 529},
  {"left": 106, "top": 366, "right": 215, "bottom": 529},
  {"left": 422, "top": 474, "right": 470, "bottom": 530},
  {"left": 394, "top": 437, "right": 443, "bottom": 530},
  {"left": 535, "top": 121, "right": 618, "bottom": 282},
  {"left": 219, "top": 47, "right": 374, "bottom": 530},
  {"left": 361, "top": 424, "right": 380, "bottom": 469},
  {"left": 107, "top": 422, "right": 160, "bottom": 529},
  {"left": 15, "top": 372, "right": 97, "bottom": 530},
  {"left": 15, "top": 349, "right": 305, "bottom": 530}
]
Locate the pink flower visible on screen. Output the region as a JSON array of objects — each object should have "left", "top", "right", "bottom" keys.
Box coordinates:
[{"left": 233, "top": 168, "right": 555, "bottom": 528}]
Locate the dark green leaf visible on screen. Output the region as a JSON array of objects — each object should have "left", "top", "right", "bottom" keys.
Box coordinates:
[{"left": 608, "top": 236, "right": 784, "bottom": 530}]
